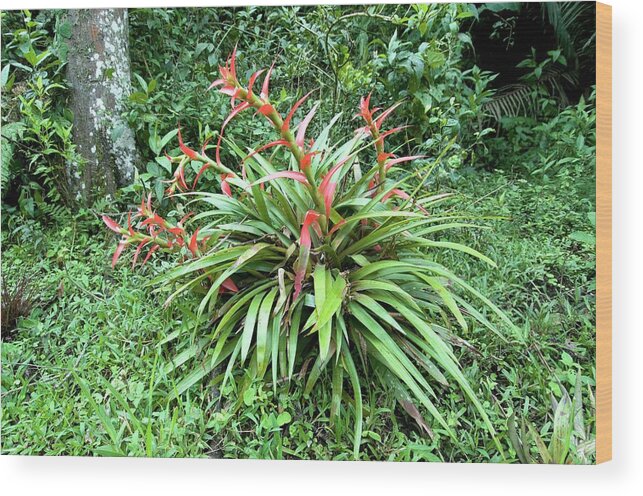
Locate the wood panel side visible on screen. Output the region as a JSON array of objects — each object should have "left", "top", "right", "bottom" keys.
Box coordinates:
[{"left": 596, "top": 1, "right": 612, "bottom": 464}]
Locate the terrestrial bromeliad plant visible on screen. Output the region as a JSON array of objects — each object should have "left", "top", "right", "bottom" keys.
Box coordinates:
[{"left": 103, "top": 48, "right": 516, "bottom": 458}]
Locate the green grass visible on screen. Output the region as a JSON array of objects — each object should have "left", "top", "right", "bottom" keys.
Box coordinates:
[
  {"left": 0, "top": 154, "right": 596, "bottom": 462},
  {"left": 1, "top": 237, "right": 211, "bottom": 457}
]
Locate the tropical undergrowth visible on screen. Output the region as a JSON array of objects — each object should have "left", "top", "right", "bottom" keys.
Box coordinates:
[
  {"left": 1, "top": 160, "right": 595, "bottom": 461},
  {"left": 1, "top": 95, "right": 596, "bottom": 461},
  {"left": 1, "top": 6, "right": 597, "bottom": 463},
  {"left": 99, "top": 49, "right": 519, "bottom": 459}
]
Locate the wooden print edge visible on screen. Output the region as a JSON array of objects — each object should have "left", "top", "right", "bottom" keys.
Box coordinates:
[{"left": 596, "top": 1, "right": 612, "bottom": 464}]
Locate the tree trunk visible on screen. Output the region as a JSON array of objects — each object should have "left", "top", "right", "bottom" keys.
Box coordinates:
[{"left": 65, "top": 9, "right": 138, "bottom": 203}]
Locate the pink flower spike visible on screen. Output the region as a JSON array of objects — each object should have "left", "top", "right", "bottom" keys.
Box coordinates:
[
  {"left": 381, "top": 188, "right": 429, "bottom": 214},
  {"left": 374, "top": 102, "right": 403, "bottom": 130},
  {"left": 192, "top": 163, "right": 209, "bottom": 189},
  {"left": 222, "top": 277, "right": 239, "bottom": 293},
  {"left": 257, "top": 104, "right": 275, "bottom": 116},
  {"left": 300, "top": 151, "right": 319, "bottom": 171},
  {"left": 354, "top": 125, "right": 371, "bottom": 137},
  {"left": 178, "top": 212, "right": 194, "bottom": 225},
  {"left": 230, "top": 87, "right": 243, "bottom": 106},
  {"left": 382, "top": 188, "right": 410, "bottom": 202},
  {"left": 174, "top": 164, "right": 189, "bottom": 191},
  {"left": 200, "top": 137, "right": 212, "bottom": 156},
  {"left": 221, "top": 101, "right": 251, "bottom": 135},
  {"left": 377, "top": 152, "right": 395, "bottom": 163},
  {"left": 221, "top": 180, "right": 232, "bottom": 197},
  {"left": 328, "top": 218, "right": 346, "bottom": 237},
  {"left": 311, "top": 222, "right": 323, "bottom": 238},
  {"left": 141, "top": 213, "right": 167, "bottom": 229},
  {"left": 243, "top": 139, "right": 289, "bottom": 163},
  {"left": 215, "top": 133, "right": 224, "bottom": 167},
  {"left": 219, "top": 85, "right": 237, "bottom": 97},
  {"left": 200, "top": 235, "right": 211, "bottom": 251},
  {"left": 357, "top": 93, "right": 373, "bottom": 122},
  {"left": 299, "top": 210, "right": 321, "bottom": 249},
  {"left": 221, "top": 173, "right": 234, "bottom": 197},
  {"left": 319, "top": 156, "right": 351, "bottom": 194},
  {"left": 293, "top": 276, "right": 303, "bottom": 302},
  {"left": 378, "top": 125, "right": 411, "bottom": 141},
  {"left": 322, "top": 181, "right": 337, "bottom": 218},
  {"left": 229, "top": 44, "right": 238, "bottom": 81},
  {"left": 127, "top": 212, "right": 135, "bottom": 236},
  {"left": 293, "top": 210, "right": 321, "bottom": 301},
  {"left": 168, "top": 226, "right": 185, "bottom": 237}
]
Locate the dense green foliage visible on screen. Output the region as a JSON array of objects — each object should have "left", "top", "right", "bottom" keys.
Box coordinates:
[
  {"left": 1, "top": 10, "right": 78, "bottom": 210},
  {"left": 1, "top": 4, "right": 596, "bottom": 463}
]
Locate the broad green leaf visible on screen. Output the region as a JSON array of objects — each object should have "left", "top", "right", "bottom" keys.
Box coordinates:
[
  {"left": 419, "top": 240, "right": 497, "bottom": 267},
  {"left": 350, "top": 302, "right": 435, "bottom": 394},
  {"left": 341, "top": 344, "right": 363, "bottom": 460},
  {"left": 256, "top": 287, "right": 279, "bottom": 373},
  {"left": 330, "top": 360, "right": 344, "bottom": 431},
  {"left": 287, "top": 301, "right": 304, "bottom": 380},
  {"left": 304, "top": 341, "right": 335, "bottom": 395},
  {"left": 241, "top": 292, "right": 265, "bottom": 363},
  {"left": 313, "top": 264, "right": 333, "bottom": 361}
]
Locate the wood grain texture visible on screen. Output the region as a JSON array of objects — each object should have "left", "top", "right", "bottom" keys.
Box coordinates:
[{"left": 596, "top": 1, "right": 612, "bottom": 464}]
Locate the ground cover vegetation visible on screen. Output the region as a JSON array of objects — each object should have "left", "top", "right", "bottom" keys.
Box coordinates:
[{"left": 1, "top": 3, "right": 596, "bottom": 462}]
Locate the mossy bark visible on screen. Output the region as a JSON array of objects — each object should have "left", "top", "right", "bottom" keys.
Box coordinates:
[{"left": 65, "top": 9, "right": 139, "bottom": 203}]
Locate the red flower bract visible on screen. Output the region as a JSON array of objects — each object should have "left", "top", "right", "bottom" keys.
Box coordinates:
[
  {"left": 299, "top": 210, "right": 321, "bottom": 249},
  {"left": 282, "top": 91, "right": 314, "bottom": 134},
  {"left": 188, "top": 228, "right": 200, "bottom": 256},
  {"left": 177, "top": 125, "right": 199, "bottom": 160},
  {"left": 220, "top": 173, "right": 234, "bottom": 198},
  {"left": 295, "top": 103, "right": 319, "bottom": 148},
  {"left": 251, "top": 171, "right": 309, "bottom": 187},
  {"left": 111, "top": 241, "right": 126, "bottom": 268},
  {"left": 102, "top": 215, "right": 122, "bottom": 234},
  {"left": 132, "top": 239, "right": 151, "bottom": 268},
  {"left": 221, "top": 277, "right": 239, "bottom": 293},
  {"left": 293, "top": 210, "right": 322, "bottom": 301},
  {"left": 247, "top": 69, "right": 265, "bottom": 99},
  {"left": 260, "top": 61, "right": 275, "bottom": 100}
]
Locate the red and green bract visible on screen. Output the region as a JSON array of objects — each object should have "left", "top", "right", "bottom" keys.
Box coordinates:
[{"left": 104, "top": 48, "right": 420, "bottom": 301}]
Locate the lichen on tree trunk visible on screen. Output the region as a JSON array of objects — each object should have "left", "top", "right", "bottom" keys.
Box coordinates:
[{"left": 66, "top": 9, "right": 139, "bottom": 203}]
